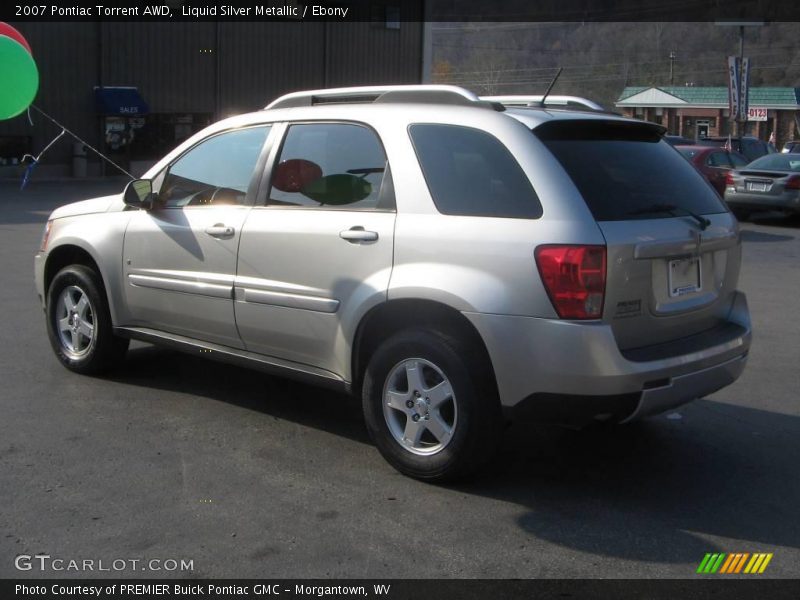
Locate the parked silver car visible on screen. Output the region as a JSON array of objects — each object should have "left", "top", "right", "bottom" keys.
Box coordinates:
[
  {"left": 723, "top": 153, "right": 800, "bottom": 219},
  {"left": 34, "top": 85, "right": 752, "bottom": 481}
]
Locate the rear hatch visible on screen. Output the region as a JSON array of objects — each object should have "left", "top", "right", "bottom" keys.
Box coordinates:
[{"left": 535, "top": 119, "right": 741, "bottom": 351}]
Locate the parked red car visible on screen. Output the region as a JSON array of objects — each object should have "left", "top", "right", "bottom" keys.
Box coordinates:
[
  {"left": 675, "top": 145, "right": 749, "bottom": 196},
  {"left": 695, "top": 136, "right": 776, "bottom": 161}
]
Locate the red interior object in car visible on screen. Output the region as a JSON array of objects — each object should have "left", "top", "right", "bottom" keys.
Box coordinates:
[{"left": 271, "top": 159, "right": 322, "bottom": 193}]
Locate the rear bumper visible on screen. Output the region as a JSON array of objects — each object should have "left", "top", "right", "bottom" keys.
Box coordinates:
[
  {"left": 620, "top": 352, "right": 746, "bottom": 422},
  {"left": 724, "top": 190, "right": 800, "bottom": 212},
  {"left": 464, "top": 290, "right": 751, "bottom": 423}
]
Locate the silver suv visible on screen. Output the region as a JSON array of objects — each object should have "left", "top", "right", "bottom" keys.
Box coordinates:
[{"left": 34, "top": 85, "right": 752, "bottom": 481}]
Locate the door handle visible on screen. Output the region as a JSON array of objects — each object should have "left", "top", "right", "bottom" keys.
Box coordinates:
[
  {"left": 339, "top": 227, "right": 378, "bottom": 243},
  {"left": 205, "top": 224, "right": 235, "bottom": 238}
]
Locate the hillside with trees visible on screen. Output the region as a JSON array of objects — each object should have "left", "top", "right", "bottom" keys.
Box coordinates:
[{"left": 430, "top": 22, "right": 800, "bottom": 108}]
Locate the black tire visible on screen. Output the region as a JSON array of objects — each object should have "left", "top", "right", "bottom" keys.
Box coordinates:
[
  {"left": 46, "top": 265, "right": 128, "bottom": 374},
  {"left": 362, "top": 328, "right": 502, "bottom": 482}
]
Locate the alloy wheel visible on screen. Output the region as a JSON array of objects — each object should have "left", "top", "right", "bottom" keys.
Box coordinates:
[
  {"left": 55, "top": 285, "right": 96, "bottom": 359},
  {"left": 382, "top": 358, "right": 458, "bottom": 456}
]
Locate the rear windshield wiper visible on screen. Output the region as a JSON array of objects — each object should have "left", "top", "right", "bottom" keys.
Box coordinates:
[{"left": 627, "top": 204, "right": 711, "bottom": 230}]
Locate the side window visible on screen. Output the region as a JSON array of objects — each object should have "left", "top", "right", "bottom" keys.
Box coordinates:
[
  {"left": 742, "top": 141, "right": 760, "bottom": 161},
  {"left": 159, "top": 126, "right": 270, "bottom": 208},
  {"left": 729, "top": 153, "right": 749, "bottom": 168},
  {"left": 706, "top": 152, "right": 729, "bottom": 167},
  {"left": 408, "top": 124, "right": 542, "bottom": 219},
  {"left": 267, "top": 123, "right": 392, "bottom": 210}
]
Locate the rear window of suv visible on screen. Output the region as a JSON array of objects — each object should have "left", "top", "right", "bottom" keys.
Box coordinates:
[
  {"left": 409, "top": 123, "right": 543, "bottom": 219},
  {"left": 535, "top": 120, "right": 727, "bottom": 221}
]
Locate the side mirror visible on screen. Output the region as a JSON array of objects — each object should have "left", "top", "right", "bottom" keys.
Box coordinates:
[{"left": 123, "top": 179, "right": 156, "bottom": 210}]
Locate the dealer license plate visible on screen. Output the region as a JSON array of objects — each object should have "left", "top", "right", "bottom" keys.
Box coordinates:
[
  {"left": 668, "top": 257, "right": 702, "bottom": 297},
  {"left": 747, "top": 181, "right": 769, "bottom": 192}
]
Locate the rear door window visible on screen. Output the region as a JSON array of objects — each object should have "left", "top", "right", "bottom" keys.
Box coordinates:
[
  {"left": 535, "top": 120, "right": 727, "bottom": 221},
  {"left": 409, "top": 123, "right": 542, "bottom": 219},
  {"left": 729, "top": 153, "right": 749, "bottom": 168},
  {"left": 747, "top": 154, "right": 800, "bottom": 171},
  {"left": 266, "top": 123, "right": 392, "bottom": 211},
  {"left": 707, "top": 152, "right": 731, "bottom": 167}
]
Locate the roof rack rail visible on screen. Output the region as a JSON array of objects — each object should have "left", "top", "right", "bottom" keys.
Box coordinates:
[
  {"left": 480, "top": 95, "right": 605, "bottom": 112},
  {"left": 265, "top": 85, "right": 503, "bottom": 111}
]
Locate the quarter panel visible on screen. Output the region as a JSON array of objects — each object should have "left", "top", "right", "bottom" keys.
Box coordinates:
[
  {"left": 390, "top": 213, "right": 604, "bottom": 317},
  {"left": 380, "top": 106, "right": 606, "bottom": 317}
]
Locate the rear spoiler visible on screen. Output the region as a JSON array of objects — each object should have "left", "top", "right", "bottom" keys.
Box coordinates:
[{"left": 534, "top": 118, "right": 667, "bottom": 141}]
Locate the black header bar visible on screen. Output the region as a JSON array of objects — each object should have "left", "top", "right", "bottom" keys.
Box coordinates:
[
  {"left": 2, "top": 0, "right": 800, "bottom": 23},
  {"left": 4, "top": 579, "right": 800, "bottom": 600}
]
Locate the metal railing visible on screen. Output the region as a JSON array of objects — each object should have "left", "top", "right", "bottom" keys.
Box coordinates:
[
  {"left": 264, "top": 85, "right": 605, "bottom": 113},
  {"left": 265, "top": 85, "right": 484, "bottom": 110}
]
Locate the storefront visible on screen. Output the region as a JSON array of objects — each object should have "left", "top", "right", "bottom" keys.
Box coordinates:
[
  {"left": 94, "top": 86, "right": 212, "bottom": 173},
  {"left": 616, "top": 86, "right": 800, "bottom": 149},
  {"left": 0, "top": 12, "right": 426, "bottom": 178}
]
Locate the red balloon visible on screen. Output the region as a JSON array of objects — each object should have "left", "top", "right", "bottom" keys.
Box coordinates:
[
  {"left": 0, "top": 23, "right": 32, "bottom": 54},
  {"left": 272, "top": 159, "right": 323, "bottom": 193}
]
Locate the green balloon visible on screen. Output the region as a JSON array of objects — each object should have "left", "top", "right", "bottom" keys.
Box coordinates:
[
  {"left": 0, "top": 34, "right": 39, "bottom": 120},
  {"left": 301, "top": 174, "right": 372, "bottom": 205}
]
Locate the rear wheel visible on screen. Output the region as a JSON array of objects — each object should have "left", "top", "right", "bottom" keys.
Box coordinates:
[
  {"left": 46, "top": 265, "right": 128, "bottom": 374},
  {"left": 362, "top": 329, "right": 501, "bottom": 482}
]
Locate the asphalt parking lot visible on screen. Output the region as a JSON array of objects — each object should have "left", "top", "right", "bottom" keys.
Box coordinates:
[{"left": 1, "top": 179, "right": 798, "bottom": 579}]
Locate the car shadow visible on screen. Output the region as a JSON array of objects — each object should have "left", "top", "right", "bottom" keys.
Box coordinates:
[
  {"left": 746, "top": 212, "right": 800, "bottom": 229},
  {"left": 740, "top": 229, "right": 795, "bottom": 243},
  {"left": 446, "top": 399, "right": 800, "bottom": 563},
  {"left": 105, "top": 344, "right": 370, "bottom": 445},
  {"left": 104, "top": 345, "right": 799, "bottom": 565}
]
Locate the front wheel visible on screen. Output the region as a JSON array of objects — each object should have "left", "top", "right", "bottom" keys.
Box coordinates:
[
  {"left": 361, "top": 329, "right": 501, "bottom": 482},
  {"left": 46, "top": 265, "right": 128, "bottom": 374}
]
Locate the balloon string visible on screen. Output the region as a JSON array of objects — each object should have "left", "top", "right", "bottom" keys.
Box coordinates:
[
  {"left": 20, "top": 129, "right": 67, "bottom": 191},
  {"left": 27, "top": 104, "right": 135, "bottom": 180},
  {"left": 23, "top": 128, "right": 66, "bottom": 164}
]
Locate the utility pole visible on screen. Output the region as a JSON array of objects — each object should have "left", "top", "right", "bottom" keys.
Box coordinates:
[
  {"left": 738, "top": 26, "right": 745, "bottom": 143},
  {"left": 669, "top": 51, "right": 676, "bottom": 87},
  {"left": 716, "top": 21, "right": 763, "bottom": 149}
]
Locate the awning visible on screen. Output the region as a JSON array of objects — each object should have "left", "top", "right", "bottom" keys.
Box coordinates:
[{"left": 94, "top": 86, "right": 149, "bottom": 116}]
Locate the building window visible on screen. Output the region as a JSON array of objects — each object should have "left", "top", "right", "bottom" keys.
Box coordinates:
[{"left": 106, "top": 113, "right": 214, "bottom": 161}]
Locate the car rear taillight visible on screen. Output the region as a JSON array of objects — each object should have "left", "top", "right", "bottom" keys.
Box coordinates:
[
  {"left": 786, "top": 175, "right": 800, "bottom": 190},
  {"left": 725, "top": 172, "right": 736, "bottom": 187},
  {"left": 535, "top": 245, "right": 606, "bottom": 320}
]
